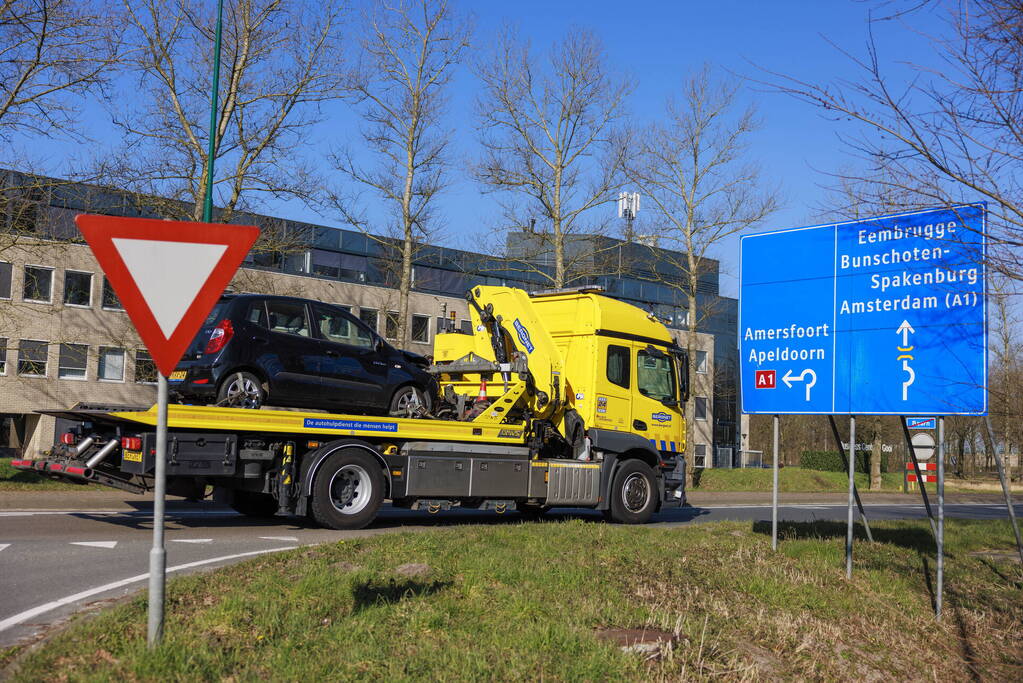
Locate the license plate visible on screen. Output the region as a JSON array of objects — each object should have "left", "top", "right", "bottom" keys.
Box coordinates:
[
  {"left": 122, "top": 450, "right": 143, "bottom": 463},
  {"left": 168, "top": 371, "right": 187, "bottom": 381}
]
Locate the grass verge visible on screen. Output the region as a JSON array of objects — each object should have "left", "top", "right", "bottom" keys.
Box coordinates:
[
  {"left": 692, "top": 466, "right": 976, "bottom": 493},
  {"left": 0, "top": 458, "right": 86, "bottom": 491},
  {"left": 7, "top": 518, "right": 1022, "bottom": 680}
]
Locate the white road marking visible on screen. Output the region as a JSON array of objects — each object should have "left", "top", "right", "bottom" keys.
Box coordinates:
[
  {"left": 259, "top": 536, "right": 299, "bottom": 542},
  {"left": 0, "top": 544, "right": 9, "bottom": 553},
  {"left": 171, "top": 538, "right": 213, "bottom": 544},
  {"left": 0, "top": 510, "right": 240, "bottom": 518},
  {"left": 70, "top": 541, "right": 118, "bottom": 549},
  {"left": 0, "top": 546, "right": 297, "bottom": 635}
]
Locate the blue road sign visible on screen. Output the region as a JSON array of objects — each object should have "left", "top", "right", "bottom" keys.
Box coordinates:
[
  {"left": 906, "top": 417, "right": 937, "bottom": 430},
  {"left": 740, "top": 204, "right": 986, "bottom": 415}
]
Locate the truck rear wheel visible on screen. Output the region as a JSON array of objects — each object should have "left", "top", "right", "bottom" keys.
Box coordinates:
[
  {"left": 309, "top": 449, "right": 384, "bottom": 530},
  {"left": 608, "top": 459, "right": 658, "bottom": 524}
]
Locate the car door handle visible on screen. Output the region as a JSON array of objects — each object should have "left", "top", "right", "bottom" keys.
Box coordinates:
[
  {"left": 633, "top": 419, "right": 647, "bottom": 431},
  {"left": 325, "top": 350, "right": 339, "bottom": 357},
  {"left": 372, "top": 361, "right": 387, "bottom": 366},
  {"left": 251, "top": 337, "right": 269, "bottom": 345}
]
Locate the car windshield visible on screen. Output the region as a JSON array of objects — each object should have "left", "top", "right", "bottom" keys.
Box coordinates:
[{"left": 203, "top": 301, "right": 228, "bottom": 325}]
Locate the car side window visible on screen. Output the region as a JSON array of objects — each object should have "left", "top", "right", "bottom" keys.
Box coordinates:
[
  {"left": 314, "top": 304, "right": 374, "bottom": 349},
  {"left": 246, "top": 300, "right": 268, "bottom": 328},
  {"left": 266, "top": 300, "right": 311, "bottom": 337}
]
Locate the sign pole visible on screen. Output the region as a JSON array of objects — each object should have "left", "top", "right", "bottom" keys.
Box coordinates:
[
  {"left": 936, "top": 417, "right": 944, "bottom": 619},
  {"left": 772, "top": 414, "right": 779, "bottom": 551},
  {"left": 828, "top": 416, "right": 872, "bottom": 541},
  {"left": 901, "top": 418, "right": 937, "bottom": 537},
  {"left": 983, "top": 416, "right": 1023, "bottom": 565},
  {"left": 147, "top": 373, "right": 169, "bottom": 647},
  {"left": 846, "top": 415, "right": 855, "bottom": 579}
]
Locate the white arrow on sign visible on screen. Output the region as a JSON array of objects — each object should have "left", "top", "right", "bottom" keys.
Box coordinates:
[
  {"left": 782, "top": 368, "right": 817, "bottom": 401},
  {"left": 896, "top": 319, "right": 915, "bottom": 348}
]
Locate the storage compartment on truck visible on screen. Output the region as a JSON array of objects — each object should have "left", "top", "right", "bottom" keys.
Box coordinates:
[{"left": 120, "top": 431, "right": 237, "bottom": 476}]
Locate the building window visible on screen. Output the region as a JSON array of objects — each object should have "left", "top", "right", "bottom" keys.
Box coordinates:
[
  {"left": 22, "top": 266, "right": 53, "bottom": 303},
  {"left": 411, "top": 315, "right": 429, "bottom": 343},
  {"left": 0, "top": 337, "right": 7, "bottom": 375},
  {"left": 695, "top": 396, "right": 708, "bottom": 421},
  {"left": 98, "top": 347, "right": 125, "bottom": 382},
  {"left": 17, "top": 339, "right": 48, "bottom": 377},
  {"left": 385, "top": 311, "right": 399, "bottom": 341},
  {"left": 63, "top": 271, "right": 93, "bottom": 307},
  {"left": 694, "top": 443, "right": 707, "bottom": 468},
  {"left": 0, "top": 262, "right": 11, "bottom": 299},
  {"left": 695, "top": 350, "right": 708, "bottom": 374},
  {"left": 102, "top": 277, "right": 123, "bottom": 310},
  {"left": 58, "top": 343, "right": 88, "bottom": 379},
  {"left": 606, "top": 345, "right": 630, "bottom": 389},
  {"left": 134, "top": 350, "right": 157, "bottom": 384},
  {"left": 358, "top": 308, "right": 378, "bottom": 335}
]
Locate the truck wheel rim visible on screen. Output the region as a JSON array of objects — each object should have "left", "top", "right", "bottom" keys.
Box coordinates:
[
  {"left": 226, "top": 377, "right": 261, "bottom": 408},
  {"left": 328, "top": 464, "right": 371, "bottom": 515},
  {"left": 622, "top": 472, "right": 650, "bottom": 512}
]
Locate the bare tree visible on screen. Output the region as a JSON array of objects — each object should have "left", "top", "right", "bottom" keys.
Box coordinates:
[
  {"left": 97, "top": 0, "right": 346, "bottom": 223},
  {"left": 624, "top": 66, "right": 777, "bottom": 485},
  {"left": 761, "top": 0, "right": 1023, "bottom": 281},
  {"left": 332, "top": 0, "right": 470, "bottom": 347},
  {"left": 0, "top": 0, "right": 117, "bottom": 143},
  {"left": 474, "top": 27, "right": 632, "bottom": 288}
]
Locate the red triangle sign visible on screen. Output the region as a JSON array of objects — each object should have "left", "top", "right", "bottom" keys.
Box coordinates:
[{"left": 74, "top": 215, "right": 260, "bottom": 377}]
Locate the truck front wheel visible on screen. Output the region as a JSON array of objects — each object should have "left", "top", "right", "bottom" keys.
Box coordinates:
[
  {"left": 608, "top": 459, "right": 658, "bottom": 524},
  {"left": 309, "top": 450, "right": 384, "bottom": 530}
]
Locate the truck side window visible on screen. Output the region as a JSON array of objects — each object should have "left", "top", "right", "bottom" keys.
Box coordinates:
[
  {"left": 637, "top": 350, "right": 676, "bottom": 401},
  {"left": 606, "top": 345, "right": 630, "bottom": 388}
]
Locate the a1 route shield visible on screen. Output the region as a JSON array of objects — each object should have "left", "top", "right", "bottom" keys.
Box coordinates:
[{"left": 740, "top": 204, "right": 986, "bottom": 415}]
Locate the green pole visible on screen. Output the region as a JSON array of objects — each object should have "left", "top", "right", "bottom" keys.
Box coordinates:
[{"left": 202, "top": 0, "right": 225, "bottom": 223}]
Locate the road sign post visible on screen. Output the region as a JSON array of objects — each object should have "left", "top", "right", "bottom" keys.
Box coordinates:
[
  {"left": 740, "top": 204, "right": 987, "bottom": 613},
  {"left": 74, "top": 215, "right": 258, "bottom": 647}
]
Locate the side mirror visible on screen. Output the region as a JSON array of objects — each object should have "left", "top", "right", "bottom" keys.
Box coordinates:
[{"left": 677, "top": 351, "right": 690, "bottom": 403}]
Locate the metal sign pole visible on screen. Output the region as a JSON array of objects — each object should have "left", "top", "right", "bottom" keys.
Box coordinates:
[
  {"left": 772, "top": 414, "right": 779, "bottom": 551},
  {"left": 983, "top": 416, "right": 1023, "bottom": 565},
  {"left": 936, "top": 417, "right": 945, "bottom": 619},
  {"left": 828, "top": 416, "right": 872, "bottom": 541},
  {"left": 147, "top": 374, "right": 168, "bottom": 647},
  {"left": 901, "top": 418, "right": 937, "bottom": 537},
  {"left": 846, "top": 415, "right": 855, "bottom": 579}
]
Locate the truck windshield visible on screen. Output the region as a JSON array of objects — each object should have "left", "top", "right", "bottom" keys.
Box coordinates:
[{"left": 637, "top": 350, "right": 676, "bottom": 402}]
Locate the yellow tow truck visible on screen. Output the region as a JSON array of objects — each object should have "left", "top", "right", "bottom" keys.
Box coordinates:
[{"left": 15, "top": 286, "right": 689, "bottom": 529}]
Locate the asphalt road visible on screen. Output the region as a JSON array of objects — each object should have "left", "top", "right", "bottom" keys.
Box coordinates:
[{"left": 1, "top": 491, "right": 1021, "bottom": 650}]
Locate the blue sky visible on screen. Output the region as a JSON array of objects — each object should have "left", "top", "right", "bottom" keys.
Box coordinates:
[{"left": 17, "top": 1, "right": 949, "bottom": 298}]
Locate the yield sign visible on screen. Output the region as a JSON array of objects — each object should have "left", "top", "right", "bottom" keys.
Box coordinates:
[{"left": 75, "top": 215, "right": 259, "bottom": 376}]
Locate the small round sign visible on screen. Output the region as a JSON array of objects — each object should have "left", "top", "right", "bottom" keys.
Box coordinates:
[{"left": 911, "top": 432, "right": 935, "bottom": 460}]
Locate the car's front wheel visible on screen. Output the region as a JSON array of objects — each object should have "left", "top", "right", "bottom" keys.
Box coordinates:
[
  {"left": 217, "top": 371, "right": 266, "bottom": 409},
  {"left": 389, "top": 385, "right": 432, "bottom": 416}
]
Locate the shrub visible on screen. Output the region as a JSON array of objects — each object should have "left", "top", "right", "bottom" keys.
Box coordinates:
[{"left": 800, "top": 450, "right": 888, "bottom": 474}]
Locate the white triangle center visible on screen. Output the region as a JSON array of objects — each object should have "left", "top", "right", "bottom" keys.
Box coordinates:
[{"left": 112, "top": 238, "right": 228, "bottom": 339}]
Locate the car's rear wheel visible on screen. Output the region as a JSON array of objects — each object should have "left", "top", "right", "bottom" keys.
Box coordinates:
[
  {"left": 217, "top": 371, "right": 265, "bottom": 409},
  {"left": 389, "top": 385, "right": 432, "bottom": 416}
]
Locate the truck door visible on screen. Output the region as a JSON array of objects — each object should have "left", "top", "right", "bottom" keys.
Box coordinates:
[
  {"left": 593, "top": 343, "right": 632, "bottom": 432},
  {"left": 633, "top": 345, "right": 684, "bottom": 454}
]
